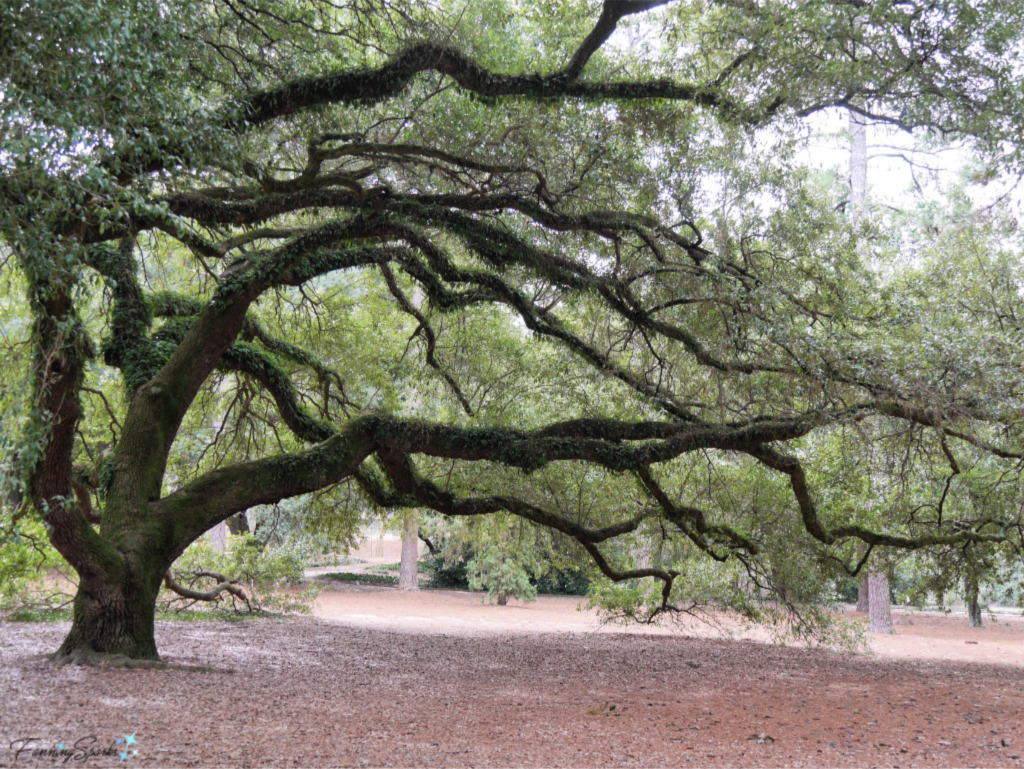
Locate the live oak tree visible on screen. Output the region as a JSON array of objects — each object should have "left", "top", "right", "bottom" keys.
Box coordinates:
[{"left": 4, "top": 0, "right": 1024, "bottom": 661}]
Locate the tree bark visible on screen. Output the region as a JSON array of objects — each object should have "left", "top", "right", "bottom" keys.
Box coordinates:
[
  {"left": 857, "top": 573, "right": 870, "bottom": 612},
  {"left": 55, "top": 562, "right": 163, "bottom": 662},
  {"left": 399, "top": 510, "right": 419, "bottom": 591},
  {"left": 856, "top": 545, "right": 870, "bottom": 611},
  {"left": 226, "top": 512, "right": 250, "bottom": 536},
  {"left": 208, "top": 521, "right": 228, "bottom": 552},
  {"left": 965, "top": 572, "right": 983, "bottom": 627},
  {"left": 868, "top": 571, "right": 895, "bottom": 634}
]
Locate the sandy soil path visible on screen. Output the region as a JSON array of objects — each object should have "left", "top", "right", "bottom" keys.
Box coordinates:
[{"left": 312, "top": 579, "right": 1024, "bottom": 666}]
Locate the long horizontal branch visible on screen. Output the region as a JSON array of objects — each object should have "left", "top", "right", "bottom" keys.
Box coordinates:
[
  {"left": 154, "top": 406, "right": 843, "bottom": 540},
  {"left": 232, "top": 38, "right": 742, "bottom": 130},
  {"left": 371, "top": 450, "right": 647, "bottom": 545}
]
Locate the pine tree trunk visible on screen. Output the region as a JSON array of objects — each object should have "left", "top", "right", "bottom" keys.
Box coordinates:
[
  {"left": 208, "top": 521, "right": 228, "bottom": 552},
  {"left": 966, "top": 573, "right": 983, "bottom": 627},
  {"left": 868, "top": 571, "right": 895, "bottom": 634},
  {"left": 849, "top": 109, "right": 868, "bottom": 222},
  {"left": 855, "top": 543, "right": 870, "bottom": 611},
  {"left": 399, "top": 510, "right": 419, "bottom": 591},
  {"left": 857, "top": 573, "right": 870, "bottom": 612}
]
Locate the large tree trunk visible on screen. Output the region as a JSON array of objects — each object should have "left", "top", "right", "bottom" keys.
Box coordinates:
[
  {"left": 55, "top": 561, "right": 165, "bottom": 662},
  {"left": 868, "top": 571, "right": 895, "bottom": 634},
  {"left": 399, "top": 510, "right": 419, "bottom": 591},
  {"left": 965, "top": 572, "right": 983, "bottom": 627}
]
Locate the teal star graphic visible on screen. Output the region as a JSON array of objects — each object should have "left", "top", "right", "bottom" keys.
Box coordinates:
[
  {"left": 116, "top": 738, "right": 123, "bottom": 744},
  {"left": 57, "top": 743, "right": 64, "bottom": 750},
  {"left": 124, "top": 732, "right": 138, "bottom": 747},
  {"left": 120, "top": 751, "right": 129, "bottom": 761}
]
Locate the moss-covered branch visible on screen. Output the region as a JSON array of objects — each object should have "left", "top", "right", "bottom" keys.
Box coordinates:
[
  {"left": 153, "top": 415, "right": 379, "bottom": 544},
  {"left": 232, "top": 33, "right": 742, "bottom": 130}
]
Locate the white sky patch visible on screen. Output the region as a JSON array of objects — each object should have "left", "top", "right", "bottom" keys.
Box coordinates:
[{"left": 798, "top": 107, "right": 1024, "bottom": 217}]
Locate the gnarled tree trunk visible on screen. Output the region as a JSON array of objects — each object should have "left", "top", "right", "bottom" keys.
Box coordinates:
[{"left": 55, "top": 567, "right": 163, "bottom": 662}]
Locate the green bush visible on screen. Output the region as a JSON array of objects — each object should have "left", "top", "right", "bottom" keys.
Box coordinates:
[
  {"left": 467, "top": 544, "right": 538, "bottom": 604},
  {"left": 320, "top": 572, "right": 397, "bottom": 586},
  {"left": 426, "top": 555, "right": 471, "bottom": 589},
  {"left": 535, "top": 568, "right": 590, "bottom": 596},
  {"left": 0, "top": 512, "right": 74, "bottom": 619}
]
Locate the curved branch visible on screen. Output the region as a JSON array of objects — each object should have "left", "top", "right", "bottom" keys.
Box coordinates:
[
  {"left": 378, "top": 262, "right": 473, "bottom": 415},
  {"left": 373, "top": 449, "right": 648, "bottom": 545},
  {"left": 748, "top": 444, "right": 1015, "bottom": 550},
  {"left": 163, "top": 571, "right": 250, "bottom": 605},
  {"left": 637, "top": 466, "right": 758, "bottom": 557},
  {"left": 561, "top": 2, "right": 672, "bottom": 81}
]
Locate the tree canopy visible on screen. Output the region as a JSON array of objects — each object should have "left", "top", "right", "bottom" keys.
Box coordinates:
[{"left": 3, "top": 0, "right": 1024, "bottom": 661}]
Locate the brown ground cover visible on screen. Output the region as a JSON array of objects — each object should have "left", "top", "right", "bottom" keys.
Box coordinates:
[{"left": 1, "top": 581, "right": 1023, "bottom": 768}]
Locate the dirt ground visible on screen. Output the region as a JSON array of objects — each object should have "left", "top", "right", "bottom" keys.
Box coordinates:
[{"left": 1, "top": 582, "right": 1023, "bottom": 768}]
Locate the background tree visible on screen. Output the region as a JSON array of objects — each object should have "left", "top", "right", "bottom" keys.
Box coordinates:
[
  {"left": 399, "top": 510, "right": 420, "bottom": 591},
  {"left": 3, "top": 0, "right": 1024, "bottom": 662}
]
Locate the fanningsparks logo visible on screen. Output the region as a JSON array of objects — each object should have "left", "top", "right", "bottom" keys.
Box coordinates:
[{"left": 9, "top": 731, "right": 140, "bottom": 763}]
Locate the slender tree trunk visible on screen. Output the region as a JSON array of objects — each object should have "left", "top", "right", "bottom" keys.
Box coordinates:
[
  {"left": 868, "top": 571, "right": 895, "bottom": 633},
  {"left": 496, "top": 593, "right": 509, "bottom": 606},
  {"left": 965, "top": 572, "right": 983, "bottom": 627},
  {"left": 399, "top": 510, "right": 419, "bottom": 591},
  {"left": 856, "top": 546, "right": 870, "bottom": 611},
  {"left": 208, "top": 521, "right": 227, "bottom": 552},
  {"left": 857, "top": 574, "right": 870, "bottom": 612},
  {"left": 226, "top": 512, "right": 250, "bottom": 536},
  {"left": 849, "top": 109, "right": 868, "bottom": 222}
]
